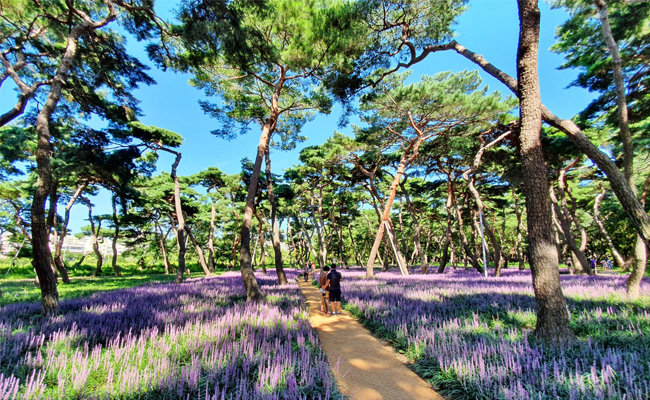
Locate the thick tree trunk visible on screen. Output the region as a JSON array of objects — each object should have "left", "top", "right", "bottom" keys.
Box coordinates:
[
  {"left": 110, "top": 196, "right": 123, "bottom": 277},
  {"left": 264, "top": 148, "right": 287, "bottom": 284},
  {"left": 517, "top": 0, "right": 574, "bottom": 344},
  {"left": 238, "top": 122, "right": 274, "bottom": 300},
  {"left": 436, "top": 40, "right": 650, "bottom": 248}
]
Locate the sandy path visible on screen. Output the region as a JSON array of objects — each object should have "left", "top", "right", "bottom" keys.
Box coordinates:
[{"left": 298, "top": 280, "right": 445, "bottom": 400}]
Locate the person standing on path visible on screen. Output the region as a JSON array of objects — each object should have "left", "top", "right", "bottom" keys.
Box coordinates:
[
  {"left": 319, "top": 265, "right": 331, "bottom": 315},
  {"left": 304, "top": 262, "right": 310, "bottom": 282},
  {"left": 324, "top": 263, "right": 342, "bottom": 315}
]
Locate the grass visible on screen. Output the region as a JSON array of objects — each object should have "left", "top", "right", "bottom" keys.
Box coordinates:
[{"left": 0, "top": 256, "right": 226, "bottom": 306}]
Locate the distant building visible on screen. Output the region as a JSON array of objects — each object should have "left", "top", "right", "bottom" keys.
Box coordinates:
[
  {"left": 56, "top": 235, "right": 126, "bottom": 256},
  {"left": 0, "top": 232, "right": 127, "bottom": 256}
]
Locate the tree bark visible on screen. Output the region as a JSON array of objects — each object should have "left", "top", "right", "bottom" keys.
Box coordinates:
[
  {"left": 594, "top": 0, "right": 649, "bottom": 298},
  {"left": 185, "top": 225, "right": 211, "bottom": 275},
  {"left": 264, "top": 147, "right": 287, "bottom": 284},
  {"left": 156, "top": 218, "right": 173, "bottom": 274},
  {"left": 550, "top": 187, "right": 592, "bottom": 274},
  {"left": 517, "top": 0, "right": 574, "bottom": 344},
  {"left": 431, "top": 40, "right": 650, "bottom": 248},
  {"left": 85, "top": 199, "right": 104, "bottom": 278},
  {"left": 110, "top": 196, "right": 123, "bottom": 277},
  {"left": 400, "top": 177, "right": 427, "bottom": 272},
  {"left": 207, "top": 194, "right": 216, "bottom": 273},
  {"left": 166, "top": 151, "right": 187, "bottom": 284},
  {"left": 593, "top": 186, "right": 628, "bottom": 270}
]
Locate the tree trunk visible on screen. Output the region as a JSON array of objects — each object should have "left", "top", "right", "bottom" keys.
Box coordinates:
[
  {"left": 239, "top": 117, "right": 277, "bottom": 300},
  {"left": 550, "top": 187, "right": 593, "bottom": 274},
  {"left": 437, "top": 188, "right": 455, "bottom": 274},
  {"left": 264, "top": 147, "right": 287, "bottom": 284},
  {"left": 517, "top": 0, "right": 574, "bottom": 344},
  {"left": 54, "top": 183, "right": 85, "bottom": 282},
  {"left": 83, "top": 199, "right": 104, "bottom": 278},
  {"left": 308, "top": 189, "right": 327, "bottom": 269},
  {"left": 156, "top": 218, "right": 172, "bottom": 274},
  {"left": 400, "top": 178, "right": 427, "bottom": 272},
  {"left": 166, "top": 152, "right": 187, "bottom": 284},
  {"left": 255, "top": 212, "right": 267, "bottom": 274},
  {"left": 593, "top": 186, "right": 628, "bottom": 269},
  {"left": 207, "top": 196, "right": 216, "bottom": 273},
  {"left": 185, "top": 225, "right": 211, "bottom": 275},
  {"left": 595, "top": 0, "right": 649, "bottom": 298},
  {"left": 513, "top": 190, "right": 526, "bottom": 270},
  {"left": 110, "top": 196, "right": 123, "bottom": 277},
  {"left": 366, "top": 159, "right": 411, "bottom": 277}
]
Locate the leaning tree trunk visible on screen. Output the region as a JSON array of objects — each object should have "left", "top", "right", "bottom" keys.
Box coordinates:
[
  {"left": 265, "top": 147, "right": 287, "bottom": 284},
  {"left": 593, "top": 185, "right": 630, "bottom": 270},
  {"left": 366, "top": 157, "right": 413, "bottom": 277},
  {"left": 400, "top": 178, "right": 427, "bottom": 273},
  {"left": 54, "top": 183, "right": 85, "bottom": 282},
  {"left": 185, "top": 225, "right": 211, "bottom": 275},
  {"left": 517, "top": 0, "right": 574, "bottom": 344},
  {"left": 238, "top": 121, "right": 274, "bottom": 301},
  {"left": 110, "top": 196, "right": 123, "bottom": 277},
  {"left": 550, "top": 187, "right": 592, "bottom": 274},
  {"left": 513, "top": 190, "right": 526, "bottom": 270}
]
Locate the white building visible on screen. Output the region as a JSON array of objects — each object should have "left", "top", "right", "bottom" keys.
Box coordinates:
[
  {"left": 0, "top": 232, "right": 127, "bottom": 257},
  {"left": 57, "top": 235, "right": 127, "bottom": 256}
]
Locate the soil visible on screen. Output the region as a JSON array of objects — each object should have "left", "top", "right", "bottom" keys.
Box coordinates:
[{"left": 298, "top": 280, "right": 445, "bottom": 400}]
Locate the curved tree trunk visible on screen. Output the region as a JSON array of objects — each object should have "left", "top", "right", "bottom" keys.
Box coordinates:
[
  {"left": 517, "top": 0, "right": 574, "bottom": 344},
  {"left": 595, "top": 0, "right": 649, "bottom": 298}
]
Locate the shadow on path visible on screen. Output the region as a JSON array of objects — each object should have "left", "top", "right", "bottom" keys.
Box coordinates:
[{"left": 298, "top": 280, "right": 445, "bottom": 400}]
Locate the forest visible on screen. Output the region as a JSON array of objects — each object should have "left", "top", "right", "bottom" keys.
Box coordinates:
[{"left": 0, "top": 0, "right": 649, "bottom": 399}]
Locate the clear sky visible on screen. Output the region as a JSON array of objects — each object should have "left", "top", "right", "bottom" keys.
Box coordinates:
[{"left": 1, "top": 0, "right": 596, "bottom": 233}]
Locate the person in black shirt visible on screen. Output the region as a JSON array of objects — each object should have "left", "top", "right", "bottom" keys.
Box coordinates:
[{"left": 324, "top": 263, "right": 342, "bottom": 315}]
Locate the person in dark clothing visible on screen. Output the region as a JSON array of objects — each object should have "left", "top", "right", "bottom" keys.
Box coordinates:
[
  {"left": 324, "top": 263, "right": 342, "bottom": 315},
  {"left": 304, "top": 262, "right": 310, "bottom": 282},
  {"left": 319, "top": 266, "right": 330, "bottom": 315}
]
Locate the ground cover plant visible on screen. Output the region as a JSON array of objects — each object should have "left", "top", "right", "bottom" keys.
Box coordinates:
[
  {"left": 341, "top": 267, "right": 650, "bottom": 400},
  {"left": 0, "top": 270, "right": 340, "bottom": 399}
]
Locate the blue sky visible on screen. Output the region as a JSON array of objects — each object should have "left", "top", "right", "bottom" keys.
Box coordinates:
[{"left": 1, "top": 0, "right": 596, "bottom": 233}]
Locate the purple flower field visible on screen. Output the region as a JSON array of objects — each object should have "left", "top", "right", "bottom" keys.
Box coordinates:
[
  {"left": 0, "top": 270, "right": 341, "bottom": 400},
  {"left": 341, "top": 267, "right": 650, "bottom": 400}
]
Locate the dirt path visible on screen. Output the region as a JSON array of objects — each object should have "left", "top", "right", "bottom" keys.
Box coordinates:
[{"left": 298, "top": 280, "right": 445, "bottom": 400}]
